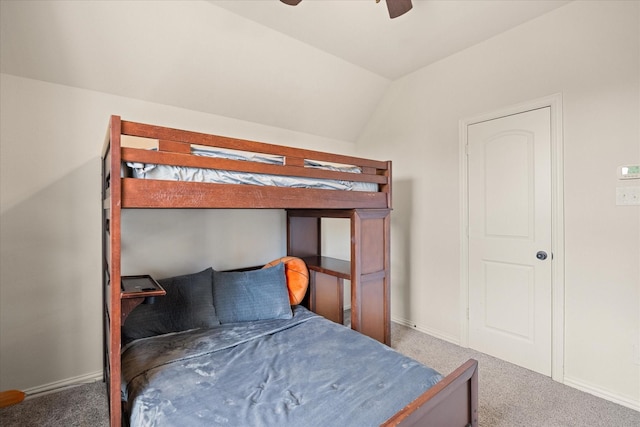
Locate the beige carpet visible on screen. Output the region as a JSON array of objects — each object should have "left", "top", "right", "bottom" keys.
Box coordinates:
[
  {"left": 0, "top": 381, "right": 108, "bottom": 427},
  {"left": 1, "top": 322, "right": 638, "bottom": 426},
  {"left": 390, "top": 322, "right": 640, "bottom": 427}
]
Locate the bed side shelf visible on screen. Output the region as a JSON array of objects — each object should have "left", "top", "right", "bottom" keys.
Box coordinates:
[
  {"left": 302, "top": 256, "right": 350, "bottom": 279},
  {"left": 120, "top": 275, "right": 166, "bottom": 322}
]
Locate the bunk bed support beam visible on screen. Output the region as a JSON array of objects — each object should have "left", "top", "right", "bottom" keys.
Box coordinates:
[{"left": 103, "top": 115, "right": 123, "bottom": 426}]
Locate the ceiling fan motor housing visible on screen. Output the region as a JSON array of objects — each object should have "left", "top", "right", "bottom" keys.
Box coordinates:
[{"left": 280, "top": 0, "right": 413, "bottom": 19}]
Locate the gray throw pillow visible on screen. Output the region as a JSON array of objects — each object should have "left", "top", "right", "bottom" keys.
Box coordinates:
[
  {"left": 213, "top": 263, "right": 292, "bottom": 324},
  {"left": 122, "top": 268, "right": 219, "bottom": 343}
]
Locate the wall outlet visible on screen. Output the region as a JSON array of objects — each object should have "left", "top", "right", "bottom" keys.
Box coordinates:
[{"left": 616, "top": 187, "right": 640, "bottom": 205}]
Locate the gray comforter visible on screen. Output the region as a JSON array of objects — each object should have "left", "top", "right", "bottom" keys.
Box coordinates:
[{"left": 122, "top": 307, "right": 442, "bottom": 427}]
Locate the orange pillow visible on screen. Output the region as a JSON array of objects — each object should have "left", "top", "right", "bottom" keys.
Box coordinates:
[{"left": 263, "top": 256, "right": 309, "bottom": 305}]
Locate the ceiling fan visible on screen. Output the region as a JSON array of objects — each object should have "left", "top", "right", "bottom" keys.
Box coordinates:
[{"left": 280, "top": 0, "right": 413, "bottom": 19}]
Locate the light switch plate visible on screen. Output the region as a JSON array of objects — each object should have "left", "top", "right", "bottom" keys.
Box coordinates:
[{"left": 616, "top": 187, "right": 640, "bottom": 205}]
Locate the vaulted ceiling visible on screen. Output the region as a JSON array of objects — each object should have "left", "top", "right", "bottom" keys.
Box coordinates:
[
  {"left": 213, "top": 0, "right": 571, "bottom": 80},
  {"left": 0, "top": 0, "right": 570, "bottom": 142}
]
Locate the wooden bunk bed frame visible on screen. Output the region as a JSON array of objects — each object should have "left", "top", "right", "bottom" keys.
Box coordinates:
[{"left": 101, "top": 115, "right": 478, "bottom": 426}]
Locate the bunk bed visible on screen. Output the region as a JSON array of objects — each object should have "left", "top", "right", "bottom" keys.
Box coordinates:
[{"left": 102, "top": 115, "right": 478, "bottom": 426}]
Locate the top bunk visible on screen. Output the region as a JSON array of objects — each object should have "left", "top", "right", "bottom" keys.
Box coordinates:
[{"left": 102, "top": 116, "right": 391, "bottom": 210}]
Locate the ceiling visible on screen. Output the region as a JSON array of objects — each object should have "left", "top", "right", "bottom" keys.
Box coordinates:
[
  {"left": 211, "top": 0, "right": 572, "bottom": 80},
  {"left": 1, "top": 0, "right": 572, "bottom": 142}
]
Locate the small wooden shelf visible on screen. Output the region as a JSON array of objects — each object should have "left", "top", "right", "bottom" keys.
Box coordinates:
[
  {"left": 121, "top": 275, "right": 165, "bottom": 299},
  {"left": 302, "top": 256, "right": 350, "bottom": 279},
  {"left": 120, "top": 275, "right": 166, "bottom": 323}
]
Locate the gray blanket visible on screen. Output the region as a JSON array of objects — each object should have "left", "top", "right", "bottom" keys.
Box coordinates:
[
  {"left": 122, "top": 307, "right": 443, "bottom": 427},
  {"left": 126, "top": 147, "right": 377, "bottom": 192}
]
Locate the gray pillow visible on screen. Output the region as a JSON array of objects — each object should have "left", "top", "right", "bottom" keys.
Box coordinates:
[
  {"left": 122, "top": 268, "right": 219, "bottom": 343},
  {"left": 213, "top": 263, "right": 292, "bottom": 324}
]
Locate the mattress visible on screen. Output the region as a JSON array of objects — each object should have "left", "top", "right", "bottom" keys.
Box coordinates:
[
  {"left": 126, "top": 147, "right": 378, "bottom": 192},
  {"left": 121, "top": 306, "right": 442, "bottom": 427}
]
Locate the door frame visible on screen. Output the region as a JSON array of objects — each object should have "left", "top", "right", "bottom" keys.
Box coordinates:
[{"left": 459, "top": 93, "right": 565, "bottom": 382}]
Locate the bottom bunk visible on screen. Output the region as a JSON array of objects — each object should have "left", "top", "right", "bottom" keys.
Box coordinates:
[{"left": 118, "top": 266, "right": 478, "bottom": 427}]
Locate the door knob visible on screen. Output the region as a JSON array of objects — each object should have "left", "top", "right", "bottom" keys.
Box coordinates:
[{"left": 536, "top": 251, "right": 548, "bottom": 260}]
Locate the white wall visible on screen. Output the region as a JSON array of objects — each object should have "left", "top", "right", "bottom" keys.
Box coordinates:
[
  {"left": 0, "top": 0, "right": 388, "bottom": 143},
  {"left": 358, "top": 0, "right": 639, "bottom": 410},
  {"left": 0, "top": 74, "right": 356, "bottom": 392}
]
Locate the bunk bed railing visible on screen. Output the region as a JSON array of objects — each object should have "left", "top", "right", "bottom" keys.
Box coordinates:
[
  {"left": 107, "top": 117, "right": 392, "bottom": 210},
  {"left": 120, "top": 147, "right": 389, "bottom": 186},
  {"left": 119, "top": 119, "right": 390, "bottom": 172}
]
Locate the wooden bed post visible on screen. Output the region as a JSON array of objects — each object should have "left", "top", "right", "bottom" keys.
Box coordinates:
[
  {"left": 102, "top": 115, "right": 123, "bottom": 426},
  {"left": 351, "top": 209, "right": 391, "bottom": 345},
  {"left": 287, "top": 209, "right": 391, "bottom": 345}
]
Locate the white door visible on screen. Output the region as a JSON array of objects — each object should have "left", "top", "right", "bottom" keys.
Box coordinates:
[{"left": 467, "top": 107, "right": 552, "bottom": 376}]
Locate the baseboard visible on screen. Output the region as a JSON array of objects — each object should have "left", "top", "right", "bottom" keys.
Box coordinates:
[
  {"left": 564, "top": 376, "right": 640, "bottom": 412},
  {"left": 391, "top": 316, "right": 461, "bottom": 346},
  {"left": 23, "top": 370, "right": 104, "bottom": 399}
]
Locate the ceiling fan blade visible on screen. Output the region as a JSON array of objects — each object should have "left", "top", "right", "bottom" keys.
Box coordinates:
[
  {"left": 386, "top": 0, "right": 412, "bottom": 19},
  {"left": 280, "top": 0, "right": 302, "bottom": 5}
]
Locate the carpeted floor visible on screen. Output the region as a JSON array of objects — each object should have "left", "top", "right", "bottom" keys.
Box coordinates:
[
  {"left": 0, "top": 381, "right": 109, "bottom": 427},
  {"left": 1, "top": 322, "right": 638, "bottom": 426},
  {"left": 391, "top": 322, "right": 640, "bottom": 427}
]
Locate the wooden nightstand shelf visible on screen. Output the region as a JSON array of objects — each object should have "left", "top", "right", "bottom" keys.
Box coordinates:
[{"left": 120, "top": 275, "right": 166, "bottom": 322}]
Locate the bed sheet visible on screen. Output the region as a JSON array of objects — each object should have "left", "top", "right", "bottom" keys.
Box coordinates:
[
  {"left": 126, "top": 147, "right": 378, "bottom": 192},
  {"left": 122, "top": 306, "right": 442, "bottom": 427}
]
